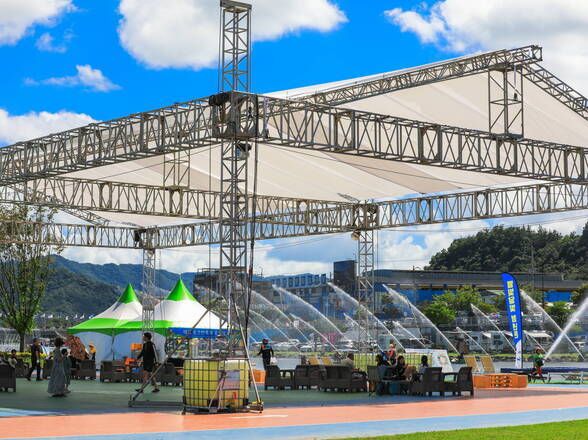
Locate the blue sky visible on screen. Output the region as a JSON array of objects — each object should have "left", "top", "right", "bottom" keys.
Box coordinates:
[
  {"left": 0, "top": 0, "right": 444, "bottom": 121},
  {"left": 1, "top": 0, "right": 587, "bottom": 275}
]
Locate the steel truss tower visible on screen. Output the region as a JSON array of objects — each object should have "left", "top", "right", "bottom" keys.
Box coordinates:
[
  {"left": 354, "top": 202, "right": 378, "bottom": 350},
  {"left": 217, "top": 0, "right": 253, "bottom": 353},
  {"left": 141, "top": 233, "right": 157, "bottom": 334},
  {"left": 489, "top": 64, "right": 524, "bottom": 137}
]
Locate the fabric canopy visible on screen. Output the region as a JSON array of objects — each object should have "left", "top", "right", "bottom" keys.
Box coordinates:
[
  {"left": 116, "top": 279, "right": 224, "bottom": 334},
  {"left": 68, "top": 284, "right": 142, "bottom": 336},
  {"left": 43, "top": 49, "right": 587, "bottom": 228}
]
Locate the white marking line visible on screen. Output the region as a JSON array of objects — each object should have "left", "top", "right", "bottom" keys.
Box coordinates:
[{"left": 231, "top": 414, "right": 289, "bottom": 419}]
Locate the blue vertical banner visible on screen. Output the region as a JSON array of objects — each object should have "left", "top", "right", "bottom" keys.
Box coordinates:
[{"left": 502, "top": 273, "right": 524, "bottom": 368}]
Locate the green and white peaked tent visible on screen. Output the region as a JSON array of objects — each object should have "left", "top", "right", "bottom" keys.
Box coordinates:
[
  {"left": 68, "top": 284, "right": 142, "bottom": 362},
  {"left": 115, "top": 280, "right": 224, "bottom": 360}
]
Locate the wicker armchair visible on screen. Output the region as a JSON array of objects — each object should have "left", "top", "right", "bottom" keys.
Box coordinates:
[
  {"left": 319, "top": 366, "right": 367, "bottom": 392},
  {"left": 161, "top": 363, "right": 183, "bottom": 386},
  {"left": 100, "top": 361, "right": 128, "bottom": 382},
  {"left": 0, "top": 365, "right": 16, "bottom": 392},
  {"left": 444, "top": 367, "right": 474, "bottom": 396},
  {"left": 410, "top": 367, "right": 444, "bottom": 396},
  {"left": 74, "top": 360, "right": 96, "bottom": 380},
  {"left": 264, "top": 365, "right": 294, "bottom": 390}
]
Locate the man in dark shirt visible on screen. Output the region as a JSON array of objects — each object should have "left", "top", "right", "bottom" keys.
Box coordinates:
[
  {"left": 27, "top": 339, "right": 43, "bottom": 381},
  {"left": 257, "top": 338, "right": 274, "bottom": 370},
  {"left": 135, "top": 332, "right": 160, "bottom": 393}
]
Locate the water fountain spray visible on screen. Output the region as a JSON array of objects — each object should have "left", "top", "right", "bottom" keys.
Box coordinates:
[
  {"left": 470, "top": 303, "right": 515, "bottom": 352},
  {"left": 545, "top": 295, "right": 588, "bottom": 360},
  {"left": 383, "top": 286, "right": 458, "bottom": 353}
]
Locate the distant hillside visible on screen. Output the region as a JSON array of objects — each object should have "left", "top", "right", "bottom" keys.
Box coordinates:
[
  {"left": 42, "top": 267, "right": 120, "bottom": 316},
  {"left": 39, "top": 256, "right": 196, "bottom": 316},
  {"left": 427, "top": 223, "right": 588, "bottom": 279},
  {"left": 51, "top": 255, "right": 195, "bottom": 292}
]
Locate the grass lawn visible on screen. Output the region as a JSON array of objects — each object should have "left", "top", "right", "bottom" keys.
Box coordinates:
[{"left": 341, "top": 419, "right": 588, "bottom": 440}]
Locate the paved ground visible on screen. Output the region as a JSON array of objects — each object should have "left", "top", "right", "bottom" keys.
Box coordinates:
[{"left": 1, "top": 380, "right": 587, "bottom": 439}]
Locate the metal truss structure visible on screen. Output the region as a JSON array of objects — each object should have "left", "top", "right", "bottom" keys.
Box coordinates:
[
  {"left": 2, "top": 182, "right": 586, "bottom": 249},
  {"left": 2, "top": 90, "right": 586, "bottom": 186},
  {"left": 141, "top": 247, "right": 157, "bottom": 334},
  {"left": 217, "top": 0, "right": 252, "bottom": 354},
  {"left": 0, "top": 176, "right": 347, "bottom": 220},
  {"left": 0, "top": 0, "right": 586, "bottom": 357},
  {"left": 301, "top": 46, "right": 542, "bottom": 106},
  {"left": 488, "top": 65, "right": 524, "bottom": 137},
  {"left": 521, "top": 64, "right": 588, "bottom": 121}
]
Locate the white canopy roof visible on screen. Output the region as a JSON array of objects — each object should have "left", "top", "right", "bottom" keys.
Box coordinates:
[{"left": 47, "top": 51, "right": 588, "bottom": 227}]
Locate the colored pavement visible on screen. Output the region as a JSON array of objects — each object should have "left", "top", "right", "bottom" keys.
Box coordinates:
[{"left": 1, "top": 385, "right": 587, "bottom": 439}]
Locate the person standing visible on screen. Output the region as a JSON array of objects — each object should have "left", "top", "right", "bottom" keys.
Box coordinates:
[
  {"left": 257, "top": 339, "right": 274, "bottom": 370},
  {"left": 62, "top": 348, "right": 72, "bottom": 394},
  {"left": 47, "top": 338, "right": 67, "bottom": 397},
  {"left": 387, "top": 343, "right": 397, "bottom": 365},
  {"left": 27, "top": 338, "right": 43, "bottom": 381},
  {"left": 135, "top": 332, "right": 160, "bottom": 393},
  {"left": 532, "top": 348, "right": 545, "bottom": 380}
]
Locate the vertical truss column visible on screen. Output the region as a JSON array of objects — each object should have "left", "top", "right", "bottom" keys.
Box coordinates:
[
  {"left": 356, "top": 230, "right": 375, "bottom": 348},
  {"left": 220, "top": 0, "right": 251, "bottom": 92},
  {"left": 141, "top": 246, "right": 156, "bottom": 335},
  {"left": 218, "top": 0, "right": 252, "bottom": 354},
  {"left": 488, "top": 64, "right": 524, "bottom": 137}
]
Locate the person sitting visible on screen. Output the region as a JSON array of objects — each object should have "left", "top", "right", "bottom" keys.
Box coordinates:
[
  {"left": 7, "top": 350, "right": 18, "bottom": 369},
  {"left": 418, "top": 355, "right": 429, "bottom": 375},
  {"left": 375, "top": 354, "right": 391, "bottom": 395},
  {"left": 392, "top": 355, "right": 407, "bottom": 380},
  {"left": 87, "top": 343, "right": 97, "bottom": 361},
  {"left": 341, "top": 353, "right": 355, "bottom": 369},
  {"left": 375, "top": 354, "right": 390, "bottom": 377}
]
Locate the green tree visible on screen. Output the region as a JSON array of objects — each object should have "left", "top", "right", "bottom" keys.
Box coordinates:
[
  {"left": 0, "top": 205, "right": 63, "bottom": 350},
  {"left": 426, "top": 224, "right": 588, "bottom": 279},
  {"left": 571, "top": 283, "right": 588, "bottom": 308},
  {"left": 422, "top": 301, "right": 456, "bottom": 326},
  {"left": 546, "top": 301, "right": 572, "bottom": 328},
  {"left": 433, "top": 285, "right": 497, "bottom": 314}
]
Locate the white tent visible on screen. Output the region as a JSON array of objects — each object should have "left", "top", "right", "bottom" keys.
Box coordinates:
[
  {"left": 115, "top": 279, "right": 224, "bottom": 360},
  {"left": 67, "top": 284, "right": 142, "bottom": 363}
]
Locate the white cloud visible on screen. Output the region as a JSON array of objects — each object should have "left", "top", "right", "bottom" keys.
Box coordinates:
[
  {"left": 117, "top": 0, "right": 347, "bottom": 70},
  {"left": 385, "top": 0, "right": 588, "bottom": 92},
  {"left": 0, "top": 108, "right": 95, "bottom": 145},
  {"left": 25, "top": 64, "right": 120, "bottom": 92},
  {"left": 377, "top": 220, "right": 492, "bottom": 269},
  {"left": 35, "top": 31, "right": 72, "bottom": 52},
  {"left": 0, "top": 0, "right": 74, "bottom": 45}
]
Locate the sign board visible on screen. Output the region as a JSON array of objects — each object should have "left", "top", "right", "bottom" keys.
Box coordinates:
[
  {"left": 501, "top": 273, "right": 524, "bottom": 368},
  {"left": 405, "top": 348, "right": 453, "bottom": 373}
]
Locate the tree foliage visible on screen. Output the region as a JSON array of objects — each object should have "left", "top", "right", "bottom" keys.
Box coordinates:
[
  {"left": 427, "top": 224, "right": 588, "bottom": 279},
  {"left": 422, "top": 301, "right": 456, "bottom": 327},
  {"left": 0, "top": 205, "right": 63, "bottom": 350},
  {"left": 433, "top": 285, "right": 497, "bottom": 314},
  {"left": 546, "top": 301, "right": 572, "bottom": 328},
  {"left": 571, "top": 283, "right": 588, "bottom": 308}
]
